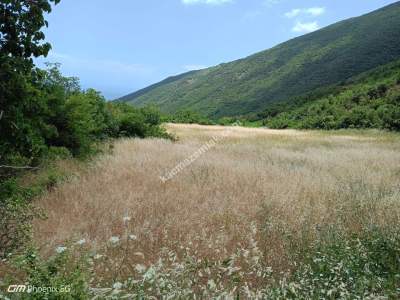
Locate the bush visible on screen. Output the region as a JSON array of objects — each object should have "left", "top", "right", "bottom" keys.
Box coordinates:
[
  {"left": 0, "top": 63, "right": 172, "bottom": 258},
  {"left": 217, "top": 117, "right": 237, "bottom": 125},
  {"left": 169, "top": 110, "right": 214, "bottom": 125},
  {"left": 0, "top": 180, "right": 42, "bottom": 258},
  {"left": 3, "top": 247, "right": 90, "bottom": 299},
  {"left": 266, "top": 228, "right": 400, "bottom": 299}
]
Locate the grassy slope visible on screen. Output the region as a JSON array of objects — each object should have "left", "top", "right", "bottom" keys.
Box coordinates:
[{"left": 119, "top": 2, "right": 400, "bottom": 118}]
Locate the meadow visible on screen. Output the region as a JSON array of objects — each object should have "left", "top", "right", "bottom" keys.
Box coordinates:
[{"left": 27, "top": 124, "right": 400, "bottom": 298}]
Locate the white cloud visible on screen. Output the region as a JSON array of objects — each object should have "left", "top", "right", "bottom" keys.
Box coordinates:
[
  {"left": 182, "top": 0, "right": 232, "bottom": 5},
  {"left": 285, "top": 9, "right": 301, "bottom": 18},
  {"left": 292, "top": 21, "right": 319, "bottom": 33},
  {"left": 285, "top": 7, "right": 325, "bottom": 18},
  {"left": 183, "top": 64, "right": 207, "bottom": 71},
  {"left": 306, "top": 7, "right": 326, "bottom": 17}
]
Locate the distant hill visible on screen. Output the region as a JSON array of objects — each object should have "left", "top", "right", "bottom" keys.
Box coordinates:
[{"left": 118, "top": 2, "right": 400, "bottom": 118}]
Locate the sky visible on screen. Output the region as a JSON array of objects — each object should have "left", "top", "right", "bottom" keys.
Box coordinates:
[{"left": 36, "top": 0, "right": 399, "bottom": 99}]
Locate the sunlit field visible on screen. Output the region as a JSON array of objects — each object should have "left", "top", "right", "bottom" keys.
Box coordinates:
[{"left": 33, "top": 124, "right": 400, "bottom": 298}]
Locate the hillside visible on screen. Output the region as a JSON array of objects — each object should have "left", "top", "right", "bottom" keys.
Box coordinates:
[
  {"left": 262, "top": 59, "right": 400, "bottom": 130},
  {"left": 119, "top": 2, "right": 400, "bottom": 118}
]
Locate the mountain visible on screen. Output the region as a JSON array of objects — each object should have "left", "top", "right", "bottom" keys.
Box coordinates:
[{"left": 119, "top": 2, "right": 400, "bottom": 118}]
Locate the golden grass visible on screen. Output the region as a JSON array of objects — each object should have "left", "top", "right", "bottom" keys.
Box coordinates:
[{"left": 33, "top": 125, "right": 400, "bottom": 285}]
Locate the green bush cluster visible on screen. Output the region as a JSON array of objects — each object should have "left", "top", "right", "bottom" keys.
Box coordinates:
[
  {"left": 267, "top": 228, "right": 400, "bottom": 299},
  {"left": 1, "top": 247, "right": 90, "bottom": 299},
  {"left": 0, "top": 179, "right": 43, "bottom": 259},
  {"left": 0, "top": 64, "right": 169, "bottom": 257},
  {"left": 264, "top": 61, "right": 400, "bottom": 131},
  {"left": 166, "top": 110, "right": 215, "bottom": 125},
  {"left": 0, "top": 0, "right": 169, "bottom": 261},
  {"left": 1, "top": 63, "right": 169, "bottom": 166}
]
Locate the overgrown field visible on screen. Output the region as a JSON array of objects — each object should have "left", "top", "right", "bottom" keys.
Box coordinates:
[{"left": 2, "top": 125, "right": 400, "bottom": 299}]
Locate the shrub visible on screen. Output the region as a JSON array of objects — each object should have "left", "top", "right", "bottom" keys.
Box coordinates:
[
  {"left": 4, "top": 247, "right": 90, "bottom": 299},
  {"left": 0, "top": 180, "right": 42, "bottom": 258},
  {"left": 266, "top": 228, "right": 400, "bottom": 299},
  {"left": 217, "top": 117, "right": 237, "bottom": 126},
  {"left": 169, "top": 110, "right": 214, "bottom": 125}
]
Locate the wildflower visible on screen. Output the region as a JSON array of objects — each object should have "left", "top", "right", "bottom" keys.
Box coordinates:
[
  {"left": 135, "top": 264, "right": 146, "bottom": 273},
  {"left": 109, "top": 236, "right": 120, "bottom": 244},
  {"left": 94, "top": 254, "right": 103, "bottom": 260},
  {"left": 76, "top": 239, "right": 86, "bottom": 245},
  {"left": 129, "top": 234, "right": 137, "bottom": 240},
  {"left": 113, "top": 282, "right": 123, "bottom": 290},
  {"left": 123, "top": 216, "right": 131, "bottom": 223},
  {"left": 56, "top": 246, "right": 67, "bottom": 254},
  {"left": 207, "top": 279, "right": 216, "bottom": 290}
]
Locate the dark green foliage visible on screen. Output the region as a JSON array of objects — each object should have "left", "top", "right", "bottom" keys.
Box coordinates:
[
  {"left": 120, "top": 2, "right": 400, "bottom": 118},
  {"left": 0, "top": 63, "right": 170, "bottom": 257},
  {"left": 265, "top": 60, "right": 400, "bottom": 130},
  {"left": 0, "top": 179, "right": 42, "bottom": 258},
  {"left": 54, "top": 89, "right": 112, "bottom": 157},
  {"left": 0, "top": 162, "right": 72, "bottom": 258},
  {"left": 267, "top": 228, "right": 400, "bottom": 298},
  {"left": 167, "top": 110, "right": 215, "bottom": 125},
  {"left": 217, "top": 117, "right": 238, "bottom": 126},
  {"left": 0, "top": 0, "right": 60, "bottom": 173},
  {"left": 110, "top": 103, "right": 170, "bottom": 139},
  {"left": 0, "top": 1, "right": 170, "bottom": 260},
  {"left": 9, "top": 247, "right": 90, "bottom": 299},
  {"left": 0, "top": 0, "right": 60, "bottom": 60},
  {"left": 0, "top": 63, "right": 170, "bottom": 168}
]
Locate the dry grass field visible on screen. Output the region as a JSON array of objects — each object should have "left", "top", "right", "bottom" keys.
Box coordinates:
[{"left": 32, "top": 124, "right": 400, "bottom": 297}]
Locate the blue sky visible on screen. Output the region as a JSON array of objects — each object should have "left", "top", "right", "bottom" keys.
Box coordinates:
[{"left": 37, "top": 0, "right": 399, "bottom": 99}]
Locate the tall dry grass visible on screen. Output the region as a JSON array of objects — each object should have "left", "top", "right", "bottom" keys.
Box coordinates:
[{"left": 33, "top": 124, "right": 400, "bottom": 293}]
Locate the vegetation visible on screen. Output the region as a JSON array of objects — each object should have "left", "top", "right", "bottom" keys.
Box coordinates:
[
  {"left": 166, "top": 110, "right": 215, "bottom": 125},
  {"left": 265, "top": 60, "right": 400, "bottom": 130},
  {"left": 0, "top": 0, "right": 168, "bottom": 262},
  {"left": 1, "top": 1, "right": 400, "bottom": 298},
  {"left": 2, "top": 125, "right": 397, "bottom": 298},
  {"left": 119, "top": 2, "right": 400, "bottom": 118}
]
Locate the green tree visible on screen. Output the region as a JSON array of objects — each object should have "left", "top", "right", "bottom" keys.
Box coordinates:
[{"left": 0, "top": 0, "right": 60, "bottom": 170}]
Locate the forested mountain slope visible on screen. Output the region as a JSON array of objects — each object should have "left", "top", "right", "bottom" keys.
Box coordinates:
[
  {"left": 119, "top": 2, "right": 400, "bottom": 118},
  {"left": 263, "top": 59, "right": 400, "bottom": 130}
]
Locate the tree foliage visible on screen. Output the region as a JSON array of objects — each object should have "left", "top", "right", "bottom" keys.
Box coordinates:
[
  {"left": 0, "top": 1, "right": 169, "bottom": 257},
  {"left": 264, "top": 60, "right": 400, "bottom": 131}
]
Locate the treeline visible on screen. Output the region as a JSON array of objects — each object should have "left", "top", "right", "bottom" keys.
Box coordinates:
[
  {"left": 165, "top": 110, "right": 261, "bottom": 127},
  {"left": 166, "top": 60, "right": 400, "bottom": 131},
  {"left": 1, "top": 63, "right": 169, "bottom": 176},
  {"left": 165, "top": 110, "right": 215, "bottom": 125},
  {"left": 262, "top": 61, "right": 400, "bottom": 130}
]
